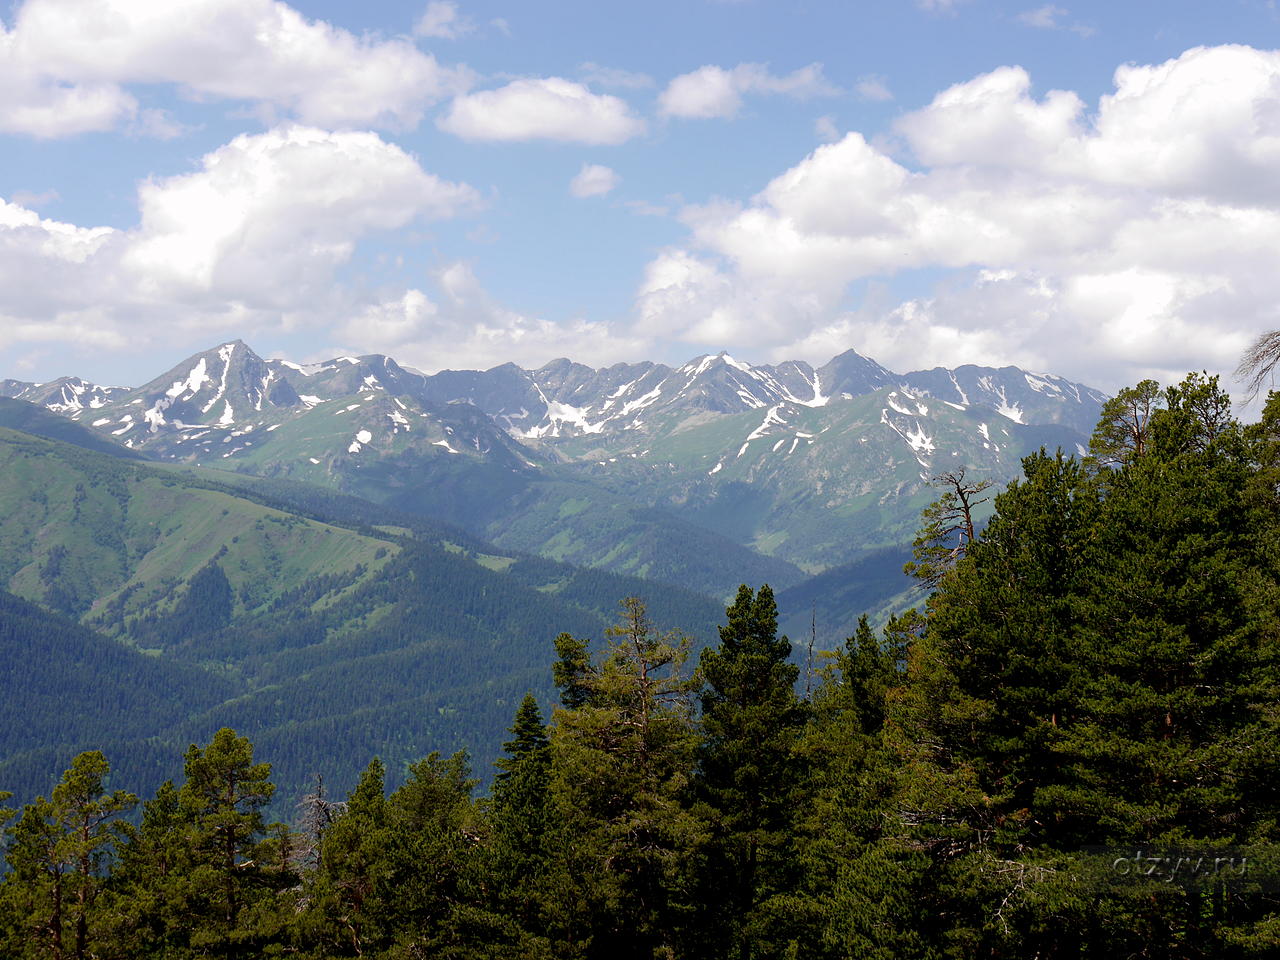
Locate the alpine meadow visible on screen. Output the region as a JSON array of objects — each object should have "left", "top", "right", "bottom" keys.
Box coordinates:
[{"left": 4, "top": 1, "right": 1280, "bottom": 958}]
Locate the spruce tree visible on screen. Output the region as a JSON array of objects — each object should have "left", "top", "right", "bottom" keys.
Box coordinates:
[
  {"left": 693, "top": 583, "right": 808, "bottom": 958},
  {"left": 484, "top": 694, "right": 558, "bottom": 956}
]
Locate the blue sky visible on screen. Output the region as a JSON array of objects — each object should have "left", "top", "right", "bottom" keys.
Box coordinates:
[{"left": 2, "top": 0, "right": 1279, "bottom": 397}]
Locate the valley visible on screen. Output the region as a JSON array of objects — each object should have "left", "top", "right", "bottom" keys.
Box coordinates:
[{"left": 0, "top": 341, "right": 1106, "bottom": 804}]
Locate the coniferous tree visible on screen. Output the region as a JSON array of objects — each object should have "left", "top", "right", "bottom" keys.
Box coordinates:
[
  {"left": 692, "top": 584, "right": 808, "bottom": 958},
  {"left": 296, "top": 757, "right": 388, "bottom": 957},
  {"left": 0, "top": 752, "right": 136, "bottom": 960},
  {"left": 884, "top": 374, "right": 1280, "bottom": 957},
  {"left": 1088, "top": 378, "right": 1163, "bottom": 466},
  {"left": 480, "top": 694, "right": 559, "bottom": 957},
  {"left": 177, "top": 727, "right": 289, "bottom": 956},
  {"left": 903, "top": 468, "right": 993, "bottom": 587},
  {"left": 788, "top": 613, "right": 929, "bottom": 960},
  {"left": 377, "top": 751, "right": 483, "bottom": 957},
  {"left": 549, "top": 597, "right": 706, "bottom": 960}
]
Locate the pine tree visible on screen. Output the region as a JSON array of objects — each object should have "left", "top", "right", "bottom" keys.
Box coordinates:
[
  {"left": 296, "top": 757, "right": 388, "bottom": 957},
  {"left": 1088, "top": 378, "right": 1162, "bottom": 466},
  {"left": 0, "top": 751, "right": 136, "bottom": 960},
  {"left": 882, "top": 374, "right": 1280, "bottom": 956},
  {"left": 549, "top": 597, "right": 706, "bottom": 960},
  {"left": 108, "top": 780, "right": 188, "bottom": 956},
  {"left": 785, "top": 613, "right": 929, "bottom": 960},
  {"left": 903, "top": 468, "right": 993, "bottom": 587},
  {"left": 375, "top": 751, "right": 482, "bottom": 957}
]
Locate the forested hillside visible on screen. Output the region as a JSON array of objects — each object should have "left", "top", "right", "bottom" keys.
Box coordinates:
[
  {"left": 2, "top": 372, "right": 1277, "bottom": 958},
  {"left": 0, "top": 425, "right": 727, "bottom": 806},
  {"left": 3, "top": 340, "right": 1105, "bottom": 597}
]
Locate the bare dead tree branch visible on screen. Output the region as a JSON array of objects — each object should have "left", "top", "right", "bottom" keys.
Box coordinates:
[{"left": 1237, "top": 329, "right": 1280, "bottom": 400}]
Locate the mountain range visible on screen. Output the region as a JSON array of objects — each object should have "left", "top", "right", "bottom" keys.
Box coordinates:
[
  {"left": 0, "top": 341, "right": 1108, "bottom": 805},
  {"left": 2, "top": 340, "right": 1106, "bottom": 602}
]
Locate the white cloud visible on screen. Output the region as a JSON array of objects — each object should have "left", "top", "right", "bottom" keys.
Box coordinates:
[
  {"left": 414, "top": 1, "right": 474, "bottom": 40},
  {"left": 1017, "top": 4, "right": 1066, "bottom": 28},
  {"left": 1016, "top": 5, "right": 1095, "bottom": 36},
  {"left": 0, "top": 0, "right": 471, "bottom": 136},
  {"left": 341, "top": 263, "right": 649, "bottom": 372},
  {"left": 0, "top": 127, "right": 481, "bottom": 354},
  {"left": 815, "top": 115, "right": 839, "bottom": 142},
  {"left": 8, "top": 188, "right": 59, "bottom": 208},
  {"left": 659, "top": 62, "right": 836, "bottom": 119},
  {"left": 124, "top": 126, "right": 480, "bottom": 304},
  {"left": 569, "top": 163, "right": 620, "bottom": 198},
  {"left": 0, "top": 54, "right": 136, "bottom": 137},
  {"left": 634, "top": 45, "right": 1280, "bottom": 394},
  {"left": 438, "top": 77, "right": 644, "bottom": 144},
  {"left": 855, "top": 75, "right": 894, "bottom": 102}
]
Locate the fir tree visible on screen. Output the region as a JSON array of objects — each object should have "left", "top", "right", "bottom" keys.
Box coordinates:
[{"left": 693, "top": 584, "right": 808, "bottom": 958}]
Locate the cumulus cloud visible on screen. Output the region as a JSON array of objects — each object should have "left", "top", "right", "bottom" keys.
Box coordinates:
[
  {"left": 0, "top": 126, "right": 480, "bottom": 354},
  {"left": 414, "top": 1, "right": 474, "bottom": 40},
  {"left": 659, "top": 63, "right": 836, "bottom": 119},
  {"left": 124, "top": 126, "right": 480, "bottom": 305},
  {"left": 340, "top": 262, "right": 650, "bottom": 372},
  {"left": 635, "top": 45, "right": 1280, "bottom": 393},
  {"left": 569, "top": 163, "right": 620, "bottom": 198},
  {"left": 0, "top": 56, "right": 136, "bottom": 137},
  {"left": 0, "top": 0, "right": 470, "bottom": 136},
  {"left": 438, "top": 77, "right": 644, "bottom": 144}
]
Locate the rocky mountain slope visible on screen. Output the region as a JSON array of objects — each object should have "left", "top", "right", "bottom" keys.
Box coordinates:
[{"left": 3, "top": 341, "right": 1107, "bottom": 597}]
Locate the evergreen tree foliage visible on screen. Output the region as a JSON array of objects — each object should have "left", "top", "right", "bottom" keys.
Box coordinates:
[
  {"left": 692, "top": 584, "right": 808, "bottom": 958},
  {"left": 1088, "top": 378, "right": 1162, "bottom": 465},
  {"left": 772, "top": 611, "right": 929, "bottom": 960},
  {"left": 295, "top": 757, "right": 388, "bottom": 957},
  {"left": 903, "top": 468, "right": 993, "bottom": 587},
  {"left": 884, "top": 373, "right": 1280, "bottom": 957},
  {"left": 549, "top": 598, "right": 706, "bottom": 960},
  {"left": 3, "top": 375, "right": 1280, "bottom": 958},
  {"left": 481, "top": 695, "right": 559, "bottom": 957},
  {"left": 0, "top": 752, "right": 136, "bottom": 960}
]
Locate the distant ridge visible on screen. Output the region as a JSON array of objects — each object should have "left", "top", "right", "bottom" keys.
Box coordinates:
[{"left": 1, "top": 340, "right": 1109, "bottom": 580}]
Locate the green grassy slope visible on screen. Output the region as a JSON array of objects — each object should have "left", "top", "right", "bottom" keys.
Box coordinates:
[
  {"left": 0, "top": 427, "right": 398, "bottom": 632},
  {"left": 0, "top": 426, "right": 727, "bottom": 805}
]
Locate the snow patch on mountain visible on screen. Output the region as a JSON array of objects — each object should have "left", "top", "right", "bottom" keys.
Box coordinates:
[
  {"left": 167, "top": 358, "right": 210, "bottom": 399},
  {"left": 746, "top": 405, "right": 788, "bottom": 442}
]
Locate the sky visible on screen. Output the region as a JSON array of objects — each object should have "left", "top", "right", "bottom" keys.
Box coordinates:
[{"left": 2, "top": 0, "right": 1280, "bottom": 399}]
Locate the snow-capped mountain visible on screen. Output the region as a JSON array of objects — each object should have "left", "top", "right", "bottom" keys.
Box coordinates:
[
  {"left": 4, "top": 340, "right": 1109, "bottom": 579},
  {"left": 897, "top": 364, "right": 1108, "bottom": 436},
  {"left": 0, "top": 377, "right": 130, "bottom": 414}
]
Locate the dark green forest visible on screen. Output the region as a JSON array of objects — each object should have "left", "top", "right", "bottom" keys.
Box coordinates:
[{"left": 3, "top": 372, "right": 1280, "bottom": 958}]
